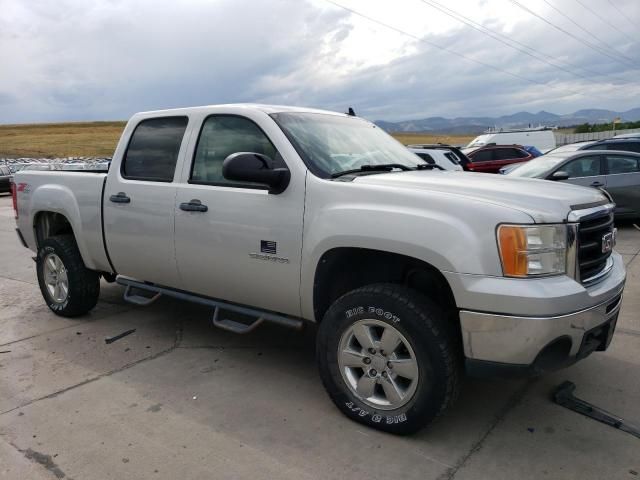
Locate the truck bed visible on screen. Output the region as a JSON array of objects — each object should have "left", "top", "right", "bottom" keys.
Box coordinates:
[{"left": 14, "top": 170, "right": 112, "bottom": 273}]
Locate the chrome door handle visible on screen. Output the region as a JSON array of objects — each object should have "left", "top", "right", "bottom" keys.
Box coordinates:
[{"left": 590, "top": 181, "right": 604, "bottom": 187}]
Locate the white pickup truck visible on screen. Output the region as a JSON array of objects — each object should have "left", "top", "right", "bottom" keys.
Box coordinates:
[{"left": 13, "top": 104, "right": 626, "bottom": 434}]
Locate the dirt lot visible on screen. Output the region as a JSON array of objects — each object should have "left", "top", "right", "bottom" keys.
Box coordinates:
[
  {"left": 0, "top": 193, "right": 638, "bottom": 479},
  {"left": 0, "top": 121, "right": 473, "bottom": 158}
]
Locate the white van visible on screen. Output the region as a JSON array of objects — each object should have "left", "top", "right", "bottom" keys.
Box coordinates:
[{"left": 467, "top": 127, "right": 556, "bottom": 153}]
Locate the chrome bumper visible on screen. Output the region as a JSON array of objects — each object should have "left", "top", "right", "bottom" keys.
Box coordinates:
[{"left": 460, "top": 286, "right": 624, "bottom": 366}]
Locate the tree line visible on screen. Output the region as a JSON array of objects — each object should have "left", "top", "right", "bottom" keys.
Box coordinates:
[{"left": 574, "top": 120, "right": 640, "bottom": 133}]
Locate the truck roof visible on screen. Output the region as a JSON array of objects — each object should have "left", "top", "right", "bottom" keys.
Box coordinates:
[{"left": 135, "top": 103, "right": 347, "bottom": 118}]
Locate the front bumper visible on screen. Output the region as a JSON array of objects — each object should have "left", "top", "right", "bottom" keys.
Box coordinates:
[{"left": 455, "top": 251, "right": 626, "bottom": 375}]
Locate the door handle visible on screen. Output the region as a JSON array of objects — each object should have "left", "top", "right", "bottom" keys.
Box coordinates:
[
  {"left": 109, "top": 192, "right": 131, "bottom": 204},
  {"left": 590, "top": 181, "right": 605, "bottom": 187},
  {"left": 179, "top": 199, "right": 208, "bottom": 212}
]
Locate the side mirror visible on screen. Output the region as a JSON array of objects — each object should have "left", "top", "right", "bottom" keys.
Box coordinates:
[
  {"left": 550, "top": 170, "right": 570, "bottom": 181},
  {"left": 222, "top": 152, "right": 290, "bottom": 194}
]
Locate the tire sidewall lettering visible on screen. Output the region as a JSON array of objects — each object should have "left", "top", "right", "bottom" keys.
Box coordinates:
[
  {"left": 344, "top": 401, "right": 409, "bottom": 424},
  {"left": 345, "top": 305, "right": 400, "bottom": 324}
]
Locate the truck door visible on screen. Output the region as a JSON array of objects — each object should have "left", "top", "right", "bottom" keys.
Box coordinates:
[
  {"left": 174, "top": 114, "right": 305, "bottom": 317},
  {"left": 103, "top": 116, "right": 189, "bottom": 287}
]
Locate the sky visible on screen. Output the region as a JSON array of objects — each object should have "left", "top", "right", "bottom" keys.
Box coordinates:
[{"left": 1, "top": 0, "right": 639, "bottom": 124}]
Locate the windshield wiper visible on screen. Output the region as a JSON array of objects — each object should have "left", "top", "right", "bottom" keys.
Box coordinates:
[
  {"left": 331, "top": 163, "right": 413, "bottom": 178},
  {"left": 415, "top": 163, "right": 444, "bottom": 170}
]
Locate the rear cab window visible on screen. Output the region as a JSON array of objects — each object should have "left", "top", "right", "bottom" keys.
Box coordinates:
[{"left": 122, "top": 116, "right": 189, "bottom": 182}]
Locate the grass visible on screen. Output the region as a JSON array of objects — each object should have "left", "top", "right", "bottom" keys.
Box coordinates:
[
  {"left": 0, "top": 121, "right": 474, "bottom": 158},
  {"left": 0, "top": 121, "right": 126, "bottom": 158},
  {"left": 390, "top": 132, "right": 474, "bottom": 147}
]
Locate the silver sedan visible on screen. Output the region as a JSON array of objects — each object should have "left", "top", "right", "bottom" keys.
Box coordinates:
[{"left": 507, "top": 150, "right": 640, "bottom": 220}]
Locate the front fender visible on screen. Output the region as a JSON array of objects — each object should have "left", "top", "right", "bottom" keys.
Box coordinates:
[{"left": 299, "top": 175, "right": 534, "bottom": 319}]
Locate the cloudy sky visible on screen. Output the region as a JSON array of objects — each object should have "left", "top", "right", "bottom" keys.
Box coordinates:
[{"left": 1, "top": 0, "right": 638, "bottom": 123}]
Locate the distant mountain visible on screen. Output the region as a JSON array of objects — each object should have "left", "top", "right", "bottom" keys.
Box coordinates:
[{"left": 375, "top": 108, "right": 640, "bottom": 134}]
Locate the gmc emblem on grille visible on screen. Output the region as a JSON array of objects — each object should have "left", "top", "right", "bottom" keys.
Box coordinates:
[{"left": 601, "top": 232, "right": 614, "bottom": 253}]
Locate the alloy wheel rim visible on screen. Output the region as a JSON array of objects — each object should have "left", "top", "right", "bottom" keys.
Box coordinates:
[
  {"left": 43, "top": 253, "right": 69, "bottom": 304},
  {"left": 338, "top": 319, "right": 419, "bottom": 410}
]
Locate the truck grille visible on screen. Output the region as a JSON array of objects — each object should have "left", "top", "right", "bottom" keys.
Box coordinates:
[{"left": 577, "top": 211, "right": 614, "bottom": 283}]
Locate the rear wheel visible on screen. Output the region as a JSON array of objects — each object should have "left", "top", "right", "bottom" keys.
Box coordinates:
[
  {"left": 316, "top": 284, "right": 461, "bottom": 434},
  {"left": 36, "top": 235, "right": 100, "bottom": 317}
]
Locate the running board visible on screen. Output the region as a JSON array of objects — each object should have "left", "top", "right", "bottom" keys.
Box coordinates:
[
  {"left": 212, "top": 308, "right": 264, "bottom": 334},
  {"left": 123, "top": 285, "right": 162, "bottom": 306},
  {"left": 116, "top": 276, "right": 304, "bottom": 333}
]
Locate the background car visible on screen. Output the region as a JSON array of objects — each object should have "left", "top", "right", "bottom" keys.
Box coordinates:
[
  {"left": 507, "top": 150, "right": 640, "bottom": 219},
  {"left": 498, "top": 162, "right": 525, "bottom": 174},
  {"left": 614, "top": 132, "right": 640, "bottom": 139},
  {"left": 408, "top": 147, "right": 463, "bottom": 171},
  {"left": 0, "top": 165, "right": 12, "bottom": 193},
  {"left": 460, "top": 144, "right": 533, "bottom": 173},
  {"left": 406, "top": 143, "right": 470, "bottom": 168},
  {"left": 465, "top": 127, "right": 556, "bottom": 153},
  {"left": 548, "top": 137, "right": 640, "bottom": 154}
]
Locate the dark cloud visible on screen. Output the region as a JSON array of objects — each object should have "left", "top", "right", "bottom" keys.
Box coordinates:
[{"left": 0, "top": 0, "right": 638, "bottom": 124}]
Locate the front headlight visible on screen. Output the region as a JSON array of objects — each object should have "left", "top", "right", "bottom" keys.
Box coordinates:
[{"left": 497, "top": 224, "right": 567, "bottom": 277}]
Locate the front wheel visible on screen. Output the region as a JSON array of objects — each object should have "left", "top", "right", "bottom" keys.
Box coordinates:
[
  {"left": 36, "top": 235, "right": 100, "bottom": 317},
  {"left": 316, "top": 284, "right": 461, "bottom": 434}
]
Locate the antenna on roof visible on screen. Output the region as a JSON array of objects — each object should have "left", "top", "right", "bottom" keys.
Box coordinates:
[{"left": 347, "top": 107, "right": 356, "bottom": 117}]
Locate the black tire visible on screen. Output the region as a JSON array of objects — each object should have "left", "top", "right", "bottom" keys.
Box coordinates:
[
  {"left": 36, "top": 235, "right": 100, "bottom": 317},
  {"left": 316, "top": 283, "right": 461, "bottom": 435}
]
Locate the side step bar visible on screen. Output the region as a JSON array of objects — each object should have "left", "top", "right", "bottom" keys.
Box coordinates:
[
  {"left": 116, "top": 276, "right": 304, "bottom": 333},
  {"left": 123, "top": 285, "right": 162, "bottom": 306}
]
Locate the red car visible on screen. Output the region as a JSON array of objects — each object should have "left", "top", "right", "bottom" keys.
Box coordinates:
[{"left": 461, "top": 144, "right": 533, "bottom": 173}]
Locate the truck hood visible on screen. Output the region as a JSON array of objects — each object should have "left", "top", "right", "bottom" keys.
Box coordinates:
[{"left": 353, "top": 171, "right": 608, "bottom": 223}]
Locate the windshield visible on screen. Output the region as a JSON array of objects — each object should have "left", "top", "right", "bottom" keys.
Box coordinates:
[
  {"left": 466, "top": 134, "right": 491, "bottom": 148},
  {"left": 547, "top": 142, "right": 592, "bottom": 154},
  {"left": 271, "top": 112, "right": 423, "bottom": 177},
  {"left": 507, "top": 154, "right": 569, "bottom": 178}
]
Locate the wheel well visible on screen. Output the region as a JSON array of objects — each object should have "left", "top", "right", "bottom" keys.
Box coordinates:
[
  {"left": 313, "top": 247, "right": 458, "bottom": 322},
  {"left": 34, "top": 211, "right": 74, "bottom": 248}
]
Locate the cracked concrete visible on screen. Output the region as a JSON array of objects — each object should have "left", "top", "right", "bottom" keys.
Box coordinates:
[{"left": 0, "top": 194, "right": 639, "bottom": 479}]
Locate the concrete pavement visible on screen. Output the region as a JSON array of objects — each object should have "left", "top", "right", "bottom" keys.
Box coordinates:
[{"left": 0, "top": 193, "right": 638, "bottom": 479}]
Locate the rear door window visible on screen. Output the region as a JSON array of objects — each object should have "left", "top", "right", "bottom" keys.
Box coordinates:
[
  {"left": 608, "top": 142, "right": 640, "bottom": 153},
  {"left": 606, "top": 155, "right": 640, "bottom": 174},
  {"left": 514, "top": 148, "right": 530, "bottom": 158},
  {"left": 493, "top": 149, "right": 519, "bottom": 160},
  {"left": 471, "top": 149, "right": 493, "bottom": 162},
  {"left": 122, "top": 117, "right": 188, "bottom": 182}
]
